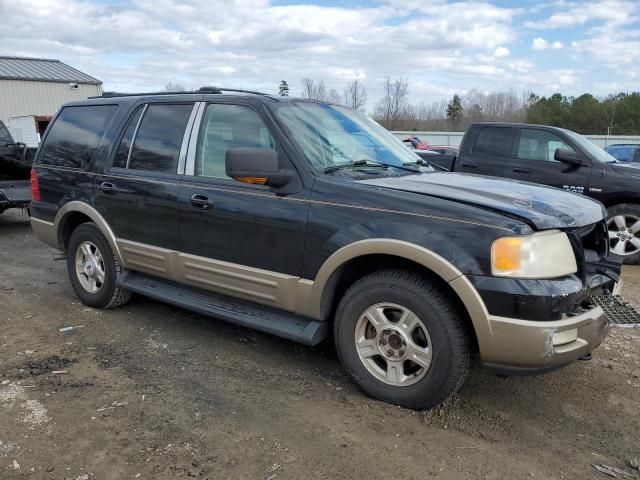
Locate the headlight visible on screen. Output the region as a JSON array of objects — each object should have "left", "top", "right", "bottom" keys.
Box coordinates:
[{"left": 491, "top": 230, "right": 577, "bottom": 279}]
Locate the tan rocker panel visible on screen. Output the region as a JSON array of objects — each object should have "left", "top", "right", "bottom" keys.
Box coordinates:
[{"left": 116, "top": 239, "right": 301, "bottom": 309}]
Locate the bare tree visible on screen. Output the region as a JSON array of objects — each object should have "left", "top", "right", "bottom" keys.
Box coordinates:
[
  {"left": 373, "top": 76, "right": 409, "bottom": 130},
  {"left": 344, "top": 79, "right": 367, "bottom": 111},
  {"left": 164, "top": 82, "right": 186, "bottom": 92},
  {"left": 301, "top": 78, "right": 327, "bottom": 101}
]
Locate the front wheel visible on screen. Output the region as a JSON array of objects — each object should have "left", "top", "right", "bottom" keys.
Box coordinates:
[
  {"left": 607, "top": 204, "right": 640, "bottom": 265},
  {"left": 334, "top": 270, "right": 470, "bottom": 410},
  {"left": 66, "top": 222, "right": 131, "bottom": 308}
]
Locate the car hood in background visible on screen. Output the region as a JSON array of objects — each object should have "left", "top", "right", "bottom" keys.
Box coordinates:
[
  {"left": 358, "top": 172, "right": 605, "bottom": 230},
  {"left": 610, "top": 161, "right": 640, "bottom": 177}
]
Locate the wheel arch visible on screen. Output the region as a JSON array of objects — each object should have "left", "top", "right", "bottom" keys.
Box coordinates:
[
  {"left": 297, "top": 239, "right": 488, "bottom": 352},
  {"left": 55, "top": 201, "right": 123, "bottom": 264}
]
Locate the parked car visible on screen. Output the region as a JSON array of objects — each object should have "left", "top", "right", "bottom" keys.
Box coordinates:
[
  {"left": 403, "top": 136, "right": 459, "bottom": 155},
  {"left": 425, "top": 123, "right": 640, "bottom": 264},
  {"left": 30, "top": 90, "right": 621, "bottom": 409},
  {"left": 0, "top": 119, "right": 35, "bottom": 215},
  {"left": 605, "top": 144, "right": 640, "bottom": 163}
]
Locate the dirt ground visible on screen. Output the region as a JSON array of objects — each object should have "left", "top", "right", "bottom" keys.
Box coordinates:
[{"left": 0, "top": 209, "right": 639, "bottom": 480}]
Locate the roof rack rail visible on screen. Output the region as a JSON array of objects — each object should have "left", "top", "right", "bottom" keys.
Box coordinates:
[{"left": 92, "top": 86, "right": 270, "bottom": 99}]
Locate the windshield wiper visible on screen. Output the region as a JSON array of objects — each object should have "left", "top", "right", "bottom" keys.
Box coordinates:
[
  {"left": 325, "top": 158, "right": 423, "bottom": 174},
  {"left": 324, "top": 159, "right": 389, "bottom": 173},
  {"left": 404, "top": 158, "right": 448, "bottom": 171}
]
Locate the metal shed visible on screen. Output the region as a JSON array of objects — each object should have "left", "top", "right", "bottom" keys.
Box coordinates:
[{"left": 0, "top": 56, "right": 103, "bottom": 142}]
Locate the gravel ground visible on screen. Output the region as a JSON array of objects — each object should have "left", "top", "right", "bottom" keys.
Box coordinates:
[{"left": 1, "top": 209, "right": 639, "bottom": 480}]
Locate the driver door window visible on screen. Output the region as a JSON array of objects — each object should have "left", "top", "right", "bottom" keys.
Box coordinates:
[
  {"left": 195, "top": 104, "right": 276, "bottom": 180},
  {"left": 517, "top": 129, "right": 574, "bottom": 162}
]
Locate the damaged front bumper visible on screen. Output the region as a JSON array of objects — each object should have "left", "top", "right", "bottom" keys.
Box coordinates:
[{"left": 458, "top": 268, "right": 622, "bottom": 375}]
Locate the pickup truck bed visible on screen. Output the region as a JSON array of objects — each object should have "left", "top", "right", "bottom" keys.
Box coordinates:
[{"left": 0, "top": 180, "right": 31, "bottom": 213}]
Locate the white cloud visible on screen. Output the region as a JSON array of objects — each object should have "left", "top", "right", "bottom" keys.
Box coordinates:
[
  {"left": 0, "top": 0, "right": 637, "bottom": 105},
  {"left": 532, "top": 37, "right": 563, "bottom": 50}
]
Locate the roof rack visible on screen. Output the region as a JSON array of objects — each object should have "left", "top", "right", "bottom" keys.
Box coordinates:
[{"left": 93, "top": 86, "right": 270, "bottom": 99}]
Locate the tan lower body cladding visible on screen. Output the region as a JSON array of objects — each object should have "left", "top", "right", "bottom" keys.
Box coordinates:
[{"left": 116, "top": 239, "right": 306, "bottom": 312}]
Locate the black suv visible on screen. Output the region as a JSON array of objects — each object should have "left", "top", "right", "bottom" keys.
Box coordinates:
[
  {"left": 30, "top": 89, "right": 621, "bottom": 409},
  {"left": 0, "top": 119, "right": 33, "bottom": 214},
  {"left": 421, "top": 123, "right": 640, "bottom": 264}
]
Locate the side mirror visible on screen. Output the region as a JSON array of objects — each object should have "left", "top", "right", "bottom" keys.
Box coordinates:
[
  {"left": 225, "top": 147, "right": 291, "bottom": 188},
  {"left": 554, "top": 148, "right": 584, "bottom": 166}
]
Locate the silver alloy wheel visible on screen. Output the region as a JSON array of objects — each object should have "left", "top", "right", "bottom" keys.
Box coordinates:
[
  {"left": 607, "top": 214, "right": 640, "bottom": 256},
  {"left": 74, "top": 240, "right": 106, "bottom": 293},
  {"left": 354, "top": 302, "right": 433, "bottom": 387}
]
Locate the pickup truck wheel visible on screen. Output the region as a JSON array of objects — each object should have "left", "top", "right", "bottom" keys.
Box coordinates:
[
  {"left": 607, "top": 204, "right": 640, "bottom": 265},
  {"left": 66, "top": 222, "right": 132, "bottom": 308},
  {"left": 334, "top": 270, "right": 470, "bottom": 410}
]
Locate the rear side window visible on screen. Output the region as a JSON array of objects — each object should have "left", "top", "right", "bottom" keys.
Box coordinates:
[
  {"left": 473, "top": 127, "right": 513, "bottom": 157},
  {"left": 37, "top": 105, "right": 117, "bottom": 168},
  {"left": 113, "top": 106, "right": 144, "bottom": 169},
  {"left": 127, "top": 104, "right": 193, "bottom": 173}
]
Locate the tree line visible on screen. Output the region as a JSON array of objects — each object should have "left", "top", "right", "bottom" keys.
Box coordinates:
[{"left": 164, "top": 80, "right": 640, "bottom": 135}]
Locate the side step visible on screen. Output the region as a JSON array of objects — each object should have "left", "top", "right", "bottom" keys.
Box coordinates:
[{"left": 117, "top": 271, "right": 329, "bottom": 345}]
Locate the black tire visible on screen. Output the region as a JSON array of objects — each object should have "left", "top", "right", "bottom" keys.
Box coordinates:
[
  {"left": 607, "top": 203, "right": 640, "bottom": 265},
  {"left": 66, "top": 222, "right": 131, "bottom": 308},
  {"left": 334, "top": 269, "right": 470, "bottom": 410}
]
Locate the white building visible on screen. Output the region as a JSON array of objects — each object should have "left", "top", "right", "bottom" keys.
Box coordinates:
[{"left": 0, "top": 56, "right": 102, "bottom": 145}]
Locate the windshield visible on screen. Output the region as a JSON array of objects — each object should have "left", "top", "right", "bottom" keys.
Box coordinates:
[
  {"left": 563, "top": 130, "right": 618, "bottom": 163},
  {"left": 605, "top": 145, "right": 637, "bottom": 162},
  {"left": 273, "top": 102, "right": 421, "bottom": 171}
]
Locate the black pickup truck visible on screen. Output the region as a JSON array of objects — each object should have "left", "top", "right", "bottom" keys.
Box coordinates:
[
  {"left": 416, "top": 123, "right": 640, "bottom": 264},
  {"left": 0, "top": 119, "right": 34, "bottom": 215}
]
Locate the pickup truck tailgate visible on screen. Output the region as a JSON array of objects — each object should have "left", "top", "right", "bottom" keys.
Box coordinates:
[{"left": 0, "top": 180, "right": 31, "bottom": 203}]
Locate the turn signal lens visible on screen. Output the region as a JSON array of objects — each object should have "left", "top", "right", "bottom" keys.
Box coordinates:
[
  {"left": 234, "top": 176, "right": 267, "bottom": 185},
  {"left": 492, "top": 237, "right": 523, "bottom": 272},
  {"left": 491, "top": 230, "right": 577, "bottom": 279}
]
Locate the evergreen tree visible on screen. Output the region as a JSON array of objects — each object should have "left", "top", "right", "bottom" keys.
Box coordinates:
[
  {"left": 446, "top": 94, "right": 463, "bottom": 129},
  {"left": 278, "top": 80, "right": 289, "bottom": 96}
]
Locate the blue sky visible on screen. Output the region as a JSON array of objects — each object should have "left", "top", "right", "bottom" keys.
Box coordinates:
[{"left": 1, "top": 0, "right": 639, "bottom": 109}]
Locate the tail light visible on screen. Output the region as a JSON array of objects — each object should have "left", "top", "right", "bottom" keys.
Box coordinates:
[{"left": 30, "top": 168, "right": 41, "bottom": 201}]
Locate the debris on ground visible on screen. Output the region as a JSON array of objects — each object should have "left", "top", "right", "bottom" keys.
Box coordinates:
[
  {"left": 59, "top": 325, "right": 86, "bottom": 334},
  {"left": 593, "top": 464, "right": 636, "bottom": 478}
]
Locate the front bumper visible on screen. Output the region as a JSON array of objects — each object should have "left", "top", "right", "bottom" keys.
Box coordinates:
[
  {"left": 449, "top": 275, "right": 618, "bottom": 374},
  {"left": 481, "top": 304, "right": 610, "bottom": 373}
]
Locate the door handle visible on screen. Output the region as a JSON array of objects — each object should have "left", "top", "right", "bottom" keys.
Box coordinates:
[
  {"left": 461, "top": 162, "right": 478, "bottom": 168},
  {"left": 100, "top": 182, "right": 116, "bottom": 193},
  {"left": 513, "top": 167, "right": 531, "bottom": 174},
  {"left": 190, "top": 194, "right": 213, "bottom": 210}
]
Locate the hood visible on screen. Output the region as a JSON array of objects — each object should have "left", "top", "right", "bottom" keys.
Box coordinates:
[
  {"left": 358, "top": 172, "right": 605, "bottom": 230},
  {"left": 610, "top": 161, "right": 640, "bottom": 178}
]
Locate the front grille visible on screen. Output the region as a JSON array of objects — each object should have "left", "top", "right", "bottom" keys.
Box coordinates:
[{"left": 589, "top": 295, "right": 640, "bottom": 328}]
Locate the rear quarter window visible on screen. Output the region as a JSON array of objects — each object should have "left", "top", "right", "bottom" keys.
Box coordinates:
[
  {"left": 37, "top": 105, "right": 117, "bottom": 169},
  {"left": 472, "top": 127, "right": 514, "bottom": 157}
]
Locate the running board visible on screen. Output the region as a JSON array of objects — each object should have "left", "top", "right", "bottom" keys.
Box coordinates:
[{"left": 117, "top": 271, "right": 329, "bottom": 345}]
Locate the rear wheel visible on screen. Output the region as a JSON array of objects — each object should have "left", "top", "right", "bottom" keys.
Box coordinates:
[
  {"left": 66, "top": 222, "right": 131, "bottom": 308},
  {"left": 334, "top": 270, "right": 470, "bottom": 410},
  {"left": 607, "top": 204, "right": 640, "bottom": 265}
]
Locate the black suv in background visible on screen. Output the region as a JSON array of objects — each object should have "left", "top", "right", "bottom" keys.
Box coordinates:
[
  {"left": 30, "top": 89, "right": 620, "bottom": 409},
  {"left": 0, "top": 119, "right": 33, "bottom": 214},
  {"left": 420, "top": 123, "right": 640, "bottom": 264}
]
